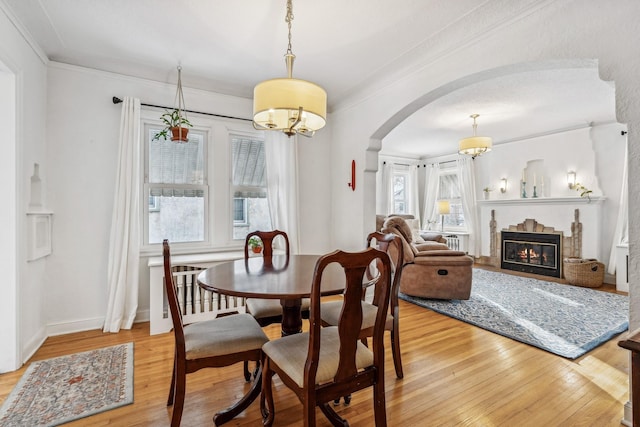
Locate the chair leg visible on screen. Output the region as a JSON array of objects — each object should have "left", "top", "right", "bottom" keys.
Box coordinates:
[
  {"left": 262, "top": 358, "right": 275, "bottom": 427},
  {"left": 390, "top": 326, "right": 404, "bottom": 379},
  {"left": 319, "top": 402, "right": 347, "bottom": 426},
  {"left": 373, "top": 371, "right": 387, "bottom": 427},
  {"left": 304, "top": 401, "right": 317, "bottom": 427},
  {"left": 243, "top": 361, "right": 251, "bottom": 382},
  {"left": 170, "top": 366, "right": 187, "bottom": 427},
  {"left": 167, "top": 351, "right": 177, "bottom": 406}
]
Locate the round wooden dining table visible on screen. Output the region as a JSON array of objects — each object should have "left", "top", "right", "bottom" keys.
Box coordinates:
[{"left": 197, "top": 254, "right": 355, "bottom": 336}]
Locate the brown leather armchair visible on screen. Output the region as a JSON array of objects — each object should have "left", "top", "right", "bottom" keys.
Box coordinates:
[{"left": 381, "top": 216, "right": 474, "bottom": 300}]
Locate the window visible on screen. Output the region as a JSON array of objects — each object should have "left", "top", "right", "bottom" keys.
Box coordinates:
[
  {"left": 231, "top": 135, "right": 271, "bottom": 240},
  {"left": 439, "top": 171, "right": 466, "bottom": 229},
  {"left": 142, "top": 111, "right": 271, "bottom": 251},
  {"left": 144, "top": 124, "right": 207, "bottom": 245},
  {"left": 233, "top": 198, "right": 248, "bottom": 225},
  {"left": 393, "top": 172, "right": 409, "bottom": 214}
]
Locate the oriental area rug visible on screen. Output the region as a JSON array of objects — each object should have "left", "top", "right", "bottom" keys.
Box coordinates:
[
  {"left": 400, "top": 268, "right": 628, "bottom": 359},
  {"left": 0, "top": 343, "right": 133, "bottom": 426}
]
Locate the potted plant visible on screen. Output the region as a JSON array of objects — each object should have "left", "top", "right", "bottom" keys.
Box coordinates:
[
  {"left": 483, "top": 187, "right": 493, "bottom": 200},
  {"left": 574, "top": 183, "right": 592, "bottom": 201},
  {"left": 152, "top": 109, "right": 192, "bottom": 142},
  {"left": 248, "top": 236, "right": 263, "bottom": 254}
]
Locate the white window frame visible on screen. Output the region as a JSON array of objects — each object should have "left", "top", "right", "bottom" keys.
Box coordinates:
[
  {"left": 140, "top": 109, "right": 264, "bottom": 254},
  {"left": 142, "top": 123, "right": 209, "bottom": 250}
]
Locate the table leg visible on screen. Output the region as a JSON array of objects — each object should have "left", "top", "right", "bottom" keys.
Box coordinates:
[{"left": 280, "top": 298, "right": 302, "bottom": 336}]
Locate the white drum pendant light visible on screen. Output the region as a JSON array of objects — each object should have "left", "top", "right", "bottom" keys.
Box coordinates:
[{"left": 253, "top": 0, "right": 327, "bottom": 138}]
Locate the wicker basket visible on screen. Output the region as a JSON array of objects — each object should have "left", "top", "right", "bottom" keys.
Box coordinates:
[{"left": 563, "top": 257, "right": 605, "bottom": 288}]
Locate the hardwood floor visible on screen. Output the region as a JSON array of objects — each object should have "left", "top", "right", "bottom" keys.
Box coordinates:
[{"left": 0, "top": 282, "right": 630, "bottom": 426}]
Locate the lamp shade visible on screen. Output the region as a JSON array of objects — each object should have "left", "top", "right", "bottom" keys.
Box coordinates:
[
  {"left": 253, "top": 77, "right": 327, "bottom": 134},
  {"left": 437, "top": 200, "right": 451, "bottom": 215},
  {"left": 458, "top": 136, "right": 492, "bottom": 156}
]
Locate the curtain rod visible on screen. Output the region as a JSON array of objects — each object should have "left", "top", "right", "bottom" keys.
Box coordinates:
[{"left": 111, "top": 97, "right": 252, "bottom": 122}]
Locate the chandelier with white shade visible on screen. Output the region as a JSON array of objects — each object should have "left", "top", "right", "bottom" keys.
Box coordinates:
[{"left": 253, "top": 0, "right": 327, "bottom": 138}]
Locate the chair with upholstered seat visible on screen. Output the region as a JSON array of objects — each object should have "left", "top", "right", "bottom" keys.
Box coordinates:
[
  {"left": 163, "top": 240, "right": 269, "bottom": 427},
  {"left": 261, "top": 247, "right": 392, "bottom": 426},
  {"left": 321, "top": 231, "right": 405, "bottom": 379},
  {"left": 244, "top": 230, "right": 310, "bottom": 327}
]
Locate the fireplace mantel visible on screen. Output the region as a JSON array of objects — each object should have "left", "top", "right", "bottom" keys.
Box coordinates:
[
  {"left": 478, "top": 196, "right": 605, "bottom": 261},
  {"left": 478, "top": 196, "right": 605, "bottom": 206}
]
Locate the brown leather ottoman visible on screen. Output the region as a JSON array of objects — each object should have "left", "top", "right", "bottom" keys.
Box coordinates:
[{"left": 399, "top": 250, "right": 474, "bottom": 300}]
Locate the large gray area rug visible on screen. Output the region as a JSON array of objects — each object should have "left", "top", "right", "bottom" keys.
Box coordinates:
[
  {"left": 400, "top": 269, "right": 628, "bottom": 359},
  {"left": 0, "top": 343, "right": 134, "bottom": 426}
]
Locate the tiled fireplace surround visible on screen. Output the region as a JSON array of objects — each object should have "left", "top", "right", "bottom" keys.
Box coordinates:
[{"left": 478, "top": 197, "right": 605, "bottom": 277}]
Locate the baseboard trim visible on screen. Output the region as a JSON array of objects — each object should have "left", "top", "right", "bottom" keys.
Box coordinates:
[
  {"left": 621, "top": 400, "right": 632, "bottom": 426},
  {"left": 45, "top": 309, "right": 150, "bottom": 337}
]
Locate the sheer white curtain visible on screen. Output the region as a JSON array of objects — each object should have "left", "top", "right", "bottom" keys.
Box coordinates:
[
  {"left": 408, "top": 165, "right": 420, "bottom": 224},
  {"left": 457, "top": 157, "right": 480, "bottom": 256},
  {"left": 422, "top": 163, "right": 440, "bottom": 230},
  {"left": 265, "top": 132, "right": 300, "bottom": 254},
  {"left": 608, "top": 143, "right": 629, "bottom": 274},
  {"left": 104, "top": 97, "right": 141, "bottom": 333},
  {"left": 380, "top": 161, "right": 394, "bottom": 215}
]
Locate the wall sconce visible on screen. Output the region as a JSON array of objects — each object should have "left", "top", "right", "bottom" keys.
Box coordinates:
[
  {"left": 437, "top": 200, "right": 450, "bottom": 232},
  {"left": 567, "top": 171, "right": 576, "bottom": 189},
  {"left": 500, "top": 178, "right": 507, "bottom": 193}
]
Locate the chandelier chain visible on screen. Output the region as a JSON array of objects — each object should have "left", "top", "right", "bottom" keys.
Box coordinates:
[{"left": 285, "top": 0, "right": 294, "bottom": 54}]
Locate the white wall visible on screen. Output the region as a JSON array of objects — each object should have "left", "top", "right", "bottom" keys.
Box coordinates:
[
  {"left": 0, "top": 4, "right": 49, "bottom": 370},
  {"left": 44, "top": 63, "right": 333, "bottom": 334}
]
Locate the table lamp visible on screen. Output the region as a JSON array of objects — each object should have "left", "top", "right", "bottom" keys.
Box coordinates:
[{"left": 437, "top": 200, "right": 450, "bottom": 232}]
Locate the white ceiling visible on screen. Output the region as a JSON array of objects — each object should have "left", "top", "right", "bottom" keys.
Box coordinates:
[{"left": 2, "top": 0, "right": 618, "bottom": 158}]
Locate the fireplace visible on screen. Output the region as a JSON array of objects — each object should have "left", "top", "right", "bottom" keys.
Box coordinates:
[{"left": 501, "top": 231, "right": 562, "bottom": 278}]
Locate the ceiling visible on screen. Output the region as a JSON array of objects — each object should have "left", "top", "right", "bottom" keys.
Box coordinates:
[{"left": 2, "top": 0, "right": 617, "bottom": 158}]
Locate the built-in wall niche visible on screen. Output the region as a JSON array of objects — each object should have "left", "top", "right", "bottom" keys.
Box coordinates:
[
  {"left": 521, "top": 159, "right": 548, "bottom": 198},
  {"left": 27, "top": 163, "right": 53, "bottom": 261}
]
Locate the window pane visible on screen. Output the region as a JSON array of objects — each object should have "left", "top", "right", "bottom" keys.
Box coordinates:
[
  {"left": 234, "top": 198, "right": 247, "bottom": 224},
  {"left": 231, "top": 135, "right": 271, "bottom": 240},
  {"left": 232, "top": 137, "right": 265, "bottom": 187},
  {"left": 439, "top": 172, "right": 465, "bottom": 229},
  {"left": 145, "top": 125, "right": 207, "bottom": 246},
  {"left": 393, "top": 174, "right": 407, "bottom": 214},
  {"left": 148, "top": 128, "right": 205, "bottom": 185},
  {"left": 439, "top": 174, "right": 460, "bottom": 199},
  {"left": 233, "top": 197, "right": 271, "bottom": 240},
  {"left": 147, "top": 191, "right": 205, "bottom": 244}
]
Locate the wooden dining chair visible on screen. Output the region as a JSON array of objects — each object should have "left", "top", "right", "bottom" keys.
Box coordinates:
[
  {"left": 261, "top": 247, "right": 393, "bottom": 426},
  {"left": 244, "top": 229, "right": 311, "bottom": 324},
  {"left": 163, "top": 240, "right": 269, "bottom": 427},
  {"left": 320, "top": 232, "right": 405, "bottom": 379}
]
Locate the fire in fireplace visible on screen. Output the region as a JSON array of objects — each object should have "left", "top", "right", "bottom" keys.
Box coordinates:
[{"left": 501, "top": 231, "right": 562, "bottom": 278}]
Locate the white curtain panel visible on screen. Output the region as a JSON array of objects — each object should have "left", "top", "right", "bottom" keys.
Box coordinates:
[
  {"left": 381, "top": 162, "right": 393, "bottom": 215},
  {"left": 422, "top": 163, "right": 440, "bottom": 229},
  {"left": 103, "top": 97, "right": 141, "bottom": 333},
  {"left": 408, "top": 165, "right": 420, "bottom": 225},
  {"left": 457, "top": 157, "right": 480, "bottom": 256},
  {"left": 608, "top": 141, "right": 629, "bottom": 274},
  {"left": 265, "top": 132, "right": 300, "bottom": 254}
]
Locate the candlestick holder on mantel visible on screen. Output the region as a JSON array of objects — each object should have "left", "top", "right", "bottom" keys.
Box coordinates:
[
  {"left": 532, "top": 185, "right": 538, "bottom": 198},
  {"left": 521, "top": 180, "right": 527, "bottom": 198}
]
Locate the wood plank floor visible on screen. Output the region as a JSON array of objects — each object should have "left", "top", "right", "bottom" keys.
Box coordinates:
[{"left": 0, "top": 276, "right": 630, "bottom": 426}]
